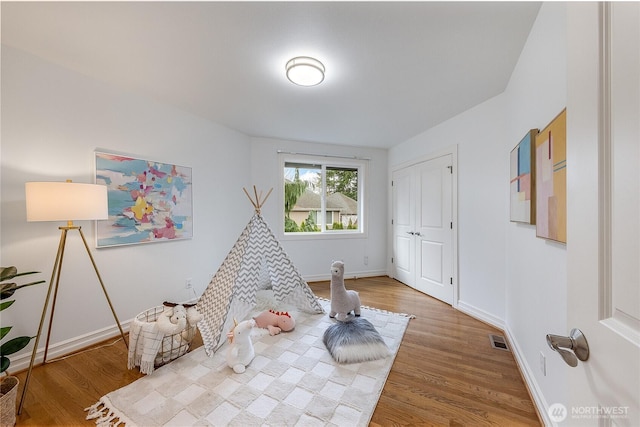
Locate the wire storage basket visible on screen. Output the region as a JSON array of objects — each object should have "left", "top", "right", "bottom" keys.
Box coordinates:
[{"left": 136, "top": 306, "right": 197, "bottom": 367}]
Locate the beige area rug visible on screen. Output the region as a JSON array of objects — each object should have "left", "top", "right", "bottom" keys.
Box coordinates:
[{"left": 86, "top": 298, "right": 411, "bottom": 426}]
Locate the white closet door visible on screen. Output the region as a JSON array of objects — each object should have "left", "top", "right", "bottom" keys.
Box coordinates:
[{"left": 392, "top": 154, "right": 454, "bottom": 305}]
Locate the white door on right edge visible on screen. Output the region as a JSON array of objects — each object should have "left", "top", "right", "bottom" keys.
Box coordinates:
[
  {"left": 565, "top": 3, "right": 639, "bottom": 426},
  {"left": 392, "top": 154, "right": 453, "bottom": 305}
]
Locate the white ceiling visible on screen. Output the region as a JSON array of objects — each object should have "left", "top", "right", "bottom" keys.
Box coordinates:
[{"left": 1, "top": 1, "right": 541, "bottom": 149}]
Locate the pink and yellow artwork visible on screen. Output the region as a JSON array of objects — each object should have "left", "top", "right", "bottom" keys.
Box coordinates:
[
  {"left": 535, "top": 109, "right": 566, "bottom": 243},
  {"left": 510, "top": 129, "right": 538, "bottom": 224},
  {"left": 95, "top": 152, "right": 193, "bottom": 247}
]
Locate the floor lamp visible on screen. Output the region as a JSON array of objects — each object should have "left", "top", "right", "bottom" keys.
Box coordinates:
[{"left": 19, "top": 180, "right": 128, "bottom": 414}]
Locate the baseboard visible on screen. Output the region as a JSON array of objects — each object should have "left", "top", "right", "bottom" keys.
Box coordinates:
[
  {"left": 9, "top": 320, "right": 132, "bottom": 374},
  {"left": 503, "top": 326, "right": 551, "bottom": 426},
  {"left": 455, "top": 300, "right": 506, "bottom": 330},
  {"left": 455, "top": 300, "right": 549, "bottom": 426},
  {"left": 304, "top": 270, "right": 388, "bottom": 283}
]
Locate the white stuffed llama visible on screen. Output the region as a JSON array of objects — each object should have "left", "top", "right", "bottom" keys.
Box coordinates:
[
  {"left": 329, "top": 260, "right": 361, "bottom": 322},
  {"left": 226, "top": 318, "right": 256, "bottom": 373}
]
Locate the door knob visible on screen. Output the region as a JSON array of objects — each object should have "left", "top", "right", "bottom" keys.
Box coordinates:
[
  {"left": 406, "top": 231, "right": 415, "bottom": 235},
  {"left": 546, "top": 328, "right": 589, "bottom": 367}
]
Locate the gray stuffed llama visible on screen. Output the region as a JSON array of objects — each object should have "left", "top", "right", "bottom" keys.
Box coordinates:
[{"left": 329, "top": 260, "right": 361, "bottom": 322}]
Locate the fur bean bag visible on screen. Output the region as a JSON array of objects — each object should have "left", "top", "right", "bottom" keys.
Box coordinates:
[{"left": 323, "top": 317, "right": 390, "bottom": 364}]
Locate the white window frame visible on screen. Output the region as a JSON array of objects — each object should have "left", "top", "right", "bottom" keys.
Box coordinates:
[{"left": 279, "top": 153, "right": 368, "bottom": 240}]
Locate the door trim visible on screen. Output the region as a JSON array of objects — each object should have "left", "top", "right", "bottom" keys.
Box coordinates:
[{"left": 389, "top": 145, "right": 458, "bottom": 308}]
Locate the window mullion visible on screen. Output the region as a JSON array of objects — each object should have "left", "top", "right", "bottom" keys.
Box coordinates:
[{"left": 320, "top": 165, "right": 326, "bottom": 232}]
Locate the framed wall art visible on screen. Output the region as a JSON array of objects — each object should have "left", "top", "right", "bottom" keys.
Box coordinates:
[
  {"left": 510, "top": 129, "right": 538, "bottom": 224},
  {"left": 95, "top": 151, "right": 193, "bottom": 247},
  {"left": 535, "top": 109, "right": 567, "bottom": 243}
]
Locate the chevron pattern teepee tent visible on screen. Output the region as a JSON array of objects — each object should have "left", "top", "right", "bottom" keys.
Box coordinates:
[{"left": 196, "top": 187, "right": 325, "bottom": 355}]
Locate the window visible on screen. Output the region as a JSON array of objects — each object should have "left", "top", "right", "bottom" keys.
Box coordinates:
[{"left": 281, "top": 154, "right": 367, "bottom": 237}]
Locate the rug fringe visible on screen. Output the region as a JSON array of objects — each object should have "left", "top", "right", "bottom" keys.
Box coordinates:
[
  {"left": 317, "top": 296, "right": 416, "bottom": 319},
  {"left": 85, "top": 396, "right": 131, "bottom": 427}
]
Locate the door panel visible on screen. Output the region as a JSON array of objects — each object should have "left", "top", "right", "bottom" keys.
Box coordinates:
[
  {"left": 420, "top": 167, "right": 443, "bottom": 228},
  {"left": 420, "top": 240, "right": 443, "bottom": 284},
  {"left": 566, "top": 3, "right": 639, "bottom": 425},
  {"left": 395, "top": 171, "right": 412, "bottom": 226},
  {"left": 416, "top": 155, "right": 453, "bottom": 304},
  {"left": 392, "top": 168, "right": 414, "bottom": 286},
  {"left": 392, "top": 154, "right": 453, "bottom": 305},
  {"left": 395, "top": 235, "right": 412, "bottom": 273}
]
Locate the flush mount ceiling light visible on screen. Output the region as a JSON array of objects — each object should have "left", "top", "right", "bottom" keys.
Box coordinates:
[{"left": 286, "top": 56, "right": 325, "bottom": 87}]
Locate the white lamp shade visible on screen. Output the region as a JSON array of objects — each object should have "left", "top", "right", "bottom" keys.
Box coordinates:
[
  {"left": 25, "top": 181, "right": 108, "bottom": 222},
  {"left": 286, "top": 56, "right": 325, "bottom": 86}
]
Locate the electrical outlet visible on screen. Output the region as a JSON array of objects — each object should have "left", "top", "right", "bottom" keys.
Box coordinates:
[
  {"left": 540, "top": 351, "right": 546, "bottom": 376},
  {"left": 185, "top": 278, "right": 192, "bottom": 289},
  {"left": 364, "top": 256, "right": 369, "bottom": 265}
]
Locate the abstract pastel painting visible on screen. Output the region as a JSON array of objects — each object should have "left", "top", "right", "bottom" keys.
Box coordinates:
[
  {"left": 535, "top": 109, "right": 567, "bottom": 243},
  {"left": 95, "top": 152, "right": 193, "bottom": 247},
  {"left": 510, "top": 129, "right": 538, "bottom": 224}
]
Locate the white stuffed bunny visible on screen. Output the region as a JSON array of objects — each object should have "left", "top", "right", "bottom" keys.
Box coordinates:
[{"left": 226, "top": 318, "right": 256, "bottom": 373}]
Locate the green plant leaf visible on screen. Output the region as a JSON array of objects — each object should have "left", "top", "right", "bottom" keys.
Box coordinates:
[
  {"left": 0, "top": 326, "right": 11, "bottom": 340},
  {"left": 0, "top": 300, "right": 15, "bottom": 311},
  {"left": 0, "top": 283, "right": 17, "bottom": 300},
  {"left": 0, "top": 280, "right": 45, "bottom": 300},
  {"left": 0, "top": 335, "right": 32, "bottom": 356},
  {"left": 1, "top": 355, "right": 9, "bottom": 373},
  {"left": 0, "top": 266, "right": 18, "bottom": 282},
  {"left": 0, "top": 267, "right": 40, "bottom": 282}
]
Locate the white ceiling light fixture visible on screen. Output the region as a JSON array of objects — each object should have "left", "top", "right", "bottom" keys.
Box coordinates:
[{"left": 286, "top": 56, "right": 325, "bottom": 87}]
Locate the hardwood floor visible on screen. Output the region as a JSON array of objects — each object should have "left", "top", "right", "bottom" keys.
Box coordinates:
[
  {"left": 310, "top": 277, "right": 541, "bottom": 427},
  {"left": 12, "top": 276, "right": 541, "bottom": 426}
]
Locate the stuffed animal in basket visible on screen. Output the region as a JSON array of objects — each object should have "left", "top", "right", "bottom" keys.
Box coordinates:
[
  {"left": 181, "top": 305, "right": 203, "bottom": 342},
  {"left": 156, "top": 303, "right": 188, "bottom": 335},
  {"left": 157, "top": 302, "right": 202, "bottom": 341},
  {"left": 253, "top": 309, "right": 295, "bottom": 336},
  {"left": 226, "top": 318, "right": 256, "bottom": 373},
  {"left": 329, "top": 260, "right": 361, "bottom": 322}
]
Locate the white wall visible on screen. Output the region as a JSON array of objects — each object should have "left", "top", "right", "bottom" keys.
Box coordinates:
[
  {"left": 503, "top": 2, "right": 568, "bottom": 412},
  {"left": 1, "top": 46, "right": 253, "bottom": 366},
  {"left": 389, "top": 2, "right": 568, "bottom": 421},
  {"left": 250, "top": 137, "right": 388, "bottom": 281},
  {"left": 389, "top": 96, "right": 508, "bottom": 322}
]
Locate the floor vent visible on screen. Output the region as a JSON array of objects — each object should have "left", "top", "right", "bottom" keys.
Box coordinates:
[{"left": 489, "top": 334, "right": 510, "bottom": 352}]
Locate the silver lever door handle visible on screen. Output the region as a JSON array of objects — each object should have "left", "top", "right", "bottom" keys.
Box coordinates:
[
  {"left": 406, "top": 231, "right": 415, "bottom": 235},
  {"left": 546, "top": 328, "right": 589, "bottom": 367}
]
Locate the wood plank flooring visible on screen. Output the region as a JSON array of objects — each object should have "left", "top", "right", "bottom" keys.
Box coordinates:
[{"left": 11, "top": 276, "right": 541, "bottom": 426}]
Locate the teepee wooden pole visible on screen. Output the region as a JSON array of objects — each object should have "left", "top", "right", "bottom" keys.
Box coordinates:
[
  {"left": 243, "top": 187, "right": 258, "bottom": 209},
  {"left": 262, "top": 188, "right": 273, "bottom": 206},
  {"left": 243, "top": 186, "right": 273, "bottom": 212},
  {"left": 253, "top": 186, "right": 260, "bottom": 208}
]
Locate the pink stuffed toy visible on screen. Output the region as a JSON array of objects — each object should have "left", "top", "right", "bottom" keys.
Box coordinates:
[{"left": 253, "top": 309, "right": 295, "bottom": 336}]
